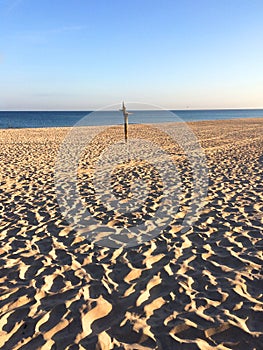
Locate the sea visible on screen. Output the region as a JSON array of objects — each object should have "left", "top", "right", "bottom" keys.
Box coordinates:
[{"left": 0, "top": 109, "right": 263, "bottom": 129}]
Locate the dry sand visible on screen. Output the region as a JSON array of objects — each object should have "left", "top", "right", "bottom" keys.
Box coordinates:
[{"left": 0, "top": 118, "right": 262, "bottom": 349}]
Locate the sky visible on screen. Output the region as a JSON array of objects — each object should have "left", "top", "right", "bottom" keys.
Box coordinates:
[{"left": 0, "top": 0, "right": 263, "bottom": 110}]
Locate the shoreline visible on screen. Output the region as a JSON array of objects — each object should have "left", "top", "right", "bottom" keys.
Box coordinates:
[{"left": 0, "top": 116, "right": 262, "bottom": 131}]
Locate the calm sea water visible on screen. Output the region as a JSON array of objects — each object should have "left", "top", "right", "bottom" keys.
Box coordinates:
[{"left": 0, "top": 109, "right": 262, "bottom": 129}]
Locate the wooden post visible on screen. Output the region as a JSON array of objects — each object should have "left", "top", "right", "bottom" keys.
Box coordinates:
[
  {"left": 124, "top": 113, "right": 128, "bottom": 143},
  {"left": 121, "top": 102, "right": 129, "bottom": 143}
]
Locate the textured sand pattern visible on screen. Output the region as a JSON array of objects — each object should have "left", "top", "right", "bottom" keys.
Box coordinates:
[{"left": 0, "top": 119, "right": 262, "bottom": 349}]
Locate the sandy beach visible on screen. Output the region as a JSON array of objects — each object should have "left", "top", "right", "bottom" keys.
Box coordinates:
[{"left": 0, "top": 118, "right": 262, "bottom": 349}]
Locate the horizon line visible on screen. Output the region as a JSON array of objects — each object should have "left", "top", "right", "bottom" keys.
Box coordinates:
[{"left": 1, "top": 107, "right": 263, "bottom": 112}]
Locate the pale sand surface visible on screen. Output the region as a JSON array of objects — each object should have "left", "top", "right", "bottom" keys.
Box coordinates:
[{"left": 0, "top": 118, "right": 262, "bottom": 349}]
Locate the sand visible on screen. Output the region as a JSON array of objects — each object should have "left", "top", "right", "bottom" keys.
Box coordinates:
[{"left": 0, "top": 118, "right": 262, "bottom": 349}]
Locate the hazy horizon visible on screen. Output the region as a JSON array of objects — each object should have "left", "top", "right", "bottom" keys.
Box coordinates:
[{"left": 1, "top": 107, "right": 263, "bottom": 112}]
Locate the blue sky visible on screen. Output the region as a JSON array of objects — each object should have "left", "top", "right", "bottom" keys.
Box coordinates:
[{"left": 0, "top": 0, "right": 262, "bottom": 110}]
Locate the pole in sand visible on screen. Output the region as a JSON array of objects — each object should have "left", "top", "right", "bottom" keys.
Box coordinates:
[{"left": 120, "top": 101, "right": 129, "bottom": 143}]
